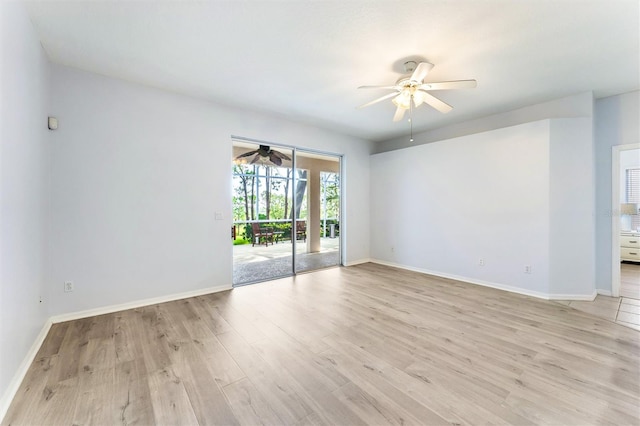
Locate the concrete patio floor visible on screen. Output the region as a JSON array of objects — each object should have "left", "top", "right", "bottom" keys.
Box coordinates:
[{"left": 233, "top": 237, "right": 340, "bottom": 285}]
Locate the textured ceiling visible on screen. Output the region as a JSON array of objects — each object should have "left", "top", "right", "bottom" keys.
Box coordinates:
[{"left": 25, "top": 1, "right": 640, "bottom": 142}]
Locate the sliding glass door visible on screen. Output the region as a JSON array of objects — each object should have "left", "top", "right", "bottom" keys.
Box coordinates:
[
  {"left": 294, "top": 150, "right": 341, "bottom": 273},
  {"left": 232, "top": 142, "right": 294, "bottom": 285},
  {"left": 231, "top": 140, "right": 341, "bottom": 286}
]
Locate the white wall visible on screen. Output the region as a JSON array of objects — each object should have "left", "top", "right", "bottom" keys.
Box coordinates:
[
  {"left": 49, "top": 65, "right": 372, "bottom": 316},
  {"left": 375, "top": 92, "right": 594, "bottom": 154},
  {"left": 548, "top": 118, "right": 595, "bottom": 296},
  {"left": 371, "top": 117, "right": 596, "bottom": 299},
  {"left": 371, "top": 121, "right": 552, "bottom": 297},
  {"left": 594, "top": 91, "right": 640, "bottom": 292},
  {"left": 0, "top": 1, "right": 51, "bottom": 414}
]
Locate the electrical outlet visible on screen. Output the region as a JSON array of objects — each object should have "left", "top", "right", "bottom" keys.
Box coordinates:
[
  {"left": 64, "top": 281, "right": 74, "bottom": 292},
  {"left": 524, "top": 265, "right": 532, "bottom": 274},
  {"left": 479, "top": 258, "right": 485, "bottom": 266}
]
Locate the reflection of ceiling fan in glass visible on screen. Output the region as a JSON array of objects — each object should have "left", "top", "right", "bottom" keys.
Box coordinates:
[
  {"left": 234, "top": 145, "right": 291, "bottom": 166},
  {"left": 357, "top": 60, "right": 477, "bottom": 122}
]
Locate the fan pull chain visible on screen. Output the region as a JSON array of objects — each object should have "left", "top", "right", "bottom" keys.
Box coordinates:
[{"left": 409, "top": 96, "right": 414, "bottom": 142}]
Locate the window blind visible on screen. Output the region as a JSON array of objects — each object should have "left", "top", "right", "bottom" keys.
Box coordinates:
[{"left": 626, "top": 168, "right": 640, "bottom": 229}]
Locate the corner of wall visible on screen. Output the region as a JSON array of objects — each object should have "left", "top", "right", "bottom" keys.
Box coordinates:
[{"left": 0, "top": 2, "right": 53, "bottom": 419}]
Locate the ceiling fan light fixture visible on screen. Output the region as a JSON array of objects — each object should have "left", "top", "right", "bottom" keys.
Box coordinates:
[
  {"left": 412, "top": 90, "right": 427, "bottom": 107},
  {"left": 357, "top": 59, "right": 476, "bottom": 132},
  {"left": 392, "top": 90, "right": 412, "bottom": 109}
]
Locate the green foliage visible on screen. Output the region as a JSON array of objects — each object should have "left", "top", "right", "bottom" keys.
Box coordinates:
[
  {"left": 232, "top": 165, "right": 338, "bottom": 235},
  {"left": 233, "top": 238, "right": 250, "bottom": 245},
  {"left": 320, "top": 219, "right": 340, "bottom": 237},
  {"left": 321, "top": 172, "right": 340, "bottom": 221}
]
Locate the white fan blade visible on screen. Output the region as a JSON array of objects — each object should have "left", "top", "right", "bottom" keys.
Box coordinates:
[
  {"left": 422, "top": 92, "right": 453, "bottom": 113},
  {"left": 393, "top": 106, "right": 407, "bottom": 122},
  {"left": 357, "top": 85, "right": 399, "bottom": 90},
  {"left": 419, "top": 80, "right": 477, "bottom": 91},
  {"left": 410, "top": 62, "right": 434, "bottom": 82},
  {"left": 357, "top": 92, "right": 398, "bottom": 109}
]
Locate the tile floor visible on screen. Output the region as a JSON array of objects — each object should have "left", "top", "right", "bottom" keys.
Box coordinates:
[
  {"left": 233, "top": 237, "right": 340, "bottom": 285},
  {"left": 555, "top": 263, "right": 639, "bottom": 330},
  {"left": 556, "top": 296, "right": 640, "bottom": 331}
]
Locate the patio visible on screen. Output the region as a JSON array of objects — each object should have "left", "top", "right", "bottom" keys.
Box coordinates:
[{"left": 233, "top": 237, "right": 340, "bottom": 285}]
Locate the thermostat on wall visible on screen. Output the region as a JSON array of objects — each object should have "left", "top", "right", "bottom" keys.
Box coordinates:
[{"left": 48, "top": 117, "right": 58, "bottom": 130}]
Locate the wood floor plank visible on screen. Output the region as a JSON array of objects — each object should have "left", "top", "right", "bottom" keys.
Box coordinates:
[
  {"left": 191, "top": 337, "right": 246, "bottom": 387},
  {"left": 217, "top": 329, "right": 314, "bottom": 424},
  {"left": 222, "top": 378, "right": 285, "bottom": 426},
  {"left": 5, "top": 263, "right": 640, "bottom": 425},
  {"left": 191, "top": 295, "right": 234, "bottom": 335},
  {"left": 515, "top": 371, "right": 640, "bottom": 425},
  {"left": 113, "top": 361, "right": 156, "bottom": 425},
  {"left": 36, "top": 322, "right": 69, "bottom": 358},
  {"left": 1, "top": 355, "right": 57, "bottom": 425},
  {"left": 318, "top": 345, "right": 456, "bottom": 425},
  {"left": 293, "top": 411, "right": 326, "bottom": 426},
  {"left": 112, "top": 377, "right": 156, "bottom": 425},
  {"left": 37, "top": 376, "right": 79, "bottom": 425},
  {"left": 147, "top": 366, "right": 199, "bottom": 425},
  {"left": 53, "top": 318, "right": 93, "bottom": 383},
  {"left": 113, "top": 310, "right": 141, "bottom": 365},
  {"left": 72, "top": 378, "right": 116, "bottom": 425},
  {"left": 324, "top": 332, "right": 523, "bottom": 425},
  {"left": 172, "top": 341, "right": 240, "bottom": 425},
  {"left": 331, "top": 381, "right": 421, "bottom": 426},
  {"left": 212, "top": 302, "right": 268, "bottom": 344}
]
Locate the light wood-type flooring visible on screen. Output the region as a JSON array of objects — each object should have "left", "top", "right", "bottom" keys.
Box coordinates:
[
  {"left": 4, "top": 263, "right": 640, "bottom": 425},
  {"left": 621, "top": 262, "right": 640, "bottom": 300}
]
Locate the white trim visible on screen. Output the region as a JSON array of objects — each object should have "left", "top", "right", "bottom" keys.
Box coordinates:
[
  {"left": 547, "top": 290, "right": 597, "bottom": 301},
  {"left": 344, "top": 258, "right": 371, "bottom": 267},
  {"left": 597, "top": 289, "right": 613, "bottom": 297},
  {"left": 611, "top": 143, "right": 640, "bottom": 298},
  {"left": 50, "top": 284, "right": 232, "bottom": 323},
  {"left": 370, "top": 259, "right": 596, "bottom": 301},
  {"left": 0, "top": 319, "right": 53, "bottom": 423},
  {"left": 340, "top": 154, "right": 346, "bottom": 268}
]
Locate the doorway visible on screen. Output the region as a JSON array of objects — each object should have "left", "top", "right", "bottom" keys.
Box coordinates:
[
  {"left": 611, "top": 144, "right": 640, "bottom": 300},
  {"left": 231, "top": 139, "right": 342, "bottom": 286}
]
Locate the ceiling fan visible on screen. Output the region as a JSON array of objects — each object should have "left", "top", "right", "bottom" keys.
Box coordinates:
[
  {"left": 234, "top": 145, "right": 291, "bottom": 166},
  {"left": 357, "top": 60, "right": 477, "bottom": 122}
]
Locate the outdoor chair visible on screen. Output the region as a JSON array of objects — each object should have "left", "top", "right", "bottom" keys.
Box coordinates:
[
  {"left": 251, "top": 222, "right": 274, "bottom": 247},
  {"left": 295, "top": 221, "right": 307, "bottom": 242}
]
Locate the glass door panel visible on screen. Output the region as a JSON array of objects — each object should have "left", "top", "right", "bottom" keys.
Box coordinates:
[
  {"left": 294, "top": 151, "right": 341, "bottom": 273},
  {"left": 232, "top": 141, "right": 294, "bottom": 285}
]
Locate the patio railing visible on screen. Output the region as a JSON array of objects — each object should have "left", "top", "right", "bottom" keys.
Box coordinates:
[{"left": 232, "top": 218, "right": 339, "bottom": 243}]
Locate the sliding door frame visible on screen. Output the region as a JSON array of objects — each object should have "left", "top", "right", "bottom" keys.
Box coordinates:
[
  {"left": 231, "top": 136, "right": 343, "bottom": 283},
  {"left": 294, "top": 146, "right": 344, "bottom": 273}
]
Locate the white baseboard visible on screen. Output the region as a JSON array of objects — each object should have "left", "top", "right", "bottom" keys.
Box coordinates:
[
  {"left": 344, "top": 258, "right": 371, "bottom": 267},
  {"left": 369, "top": 259, "right": 596, "bottom": 301},
  {"left": 597, "top": 289, "right": 613, "bottom": 297},
  {"left": 50, "top": 284, "right": 232, "bottom": 323},
  {"left": 547, "top": 290, "right": 597, "bottom": 301},
  {"left": 0, "top": 319, "right": 52, "bottom": 423}
]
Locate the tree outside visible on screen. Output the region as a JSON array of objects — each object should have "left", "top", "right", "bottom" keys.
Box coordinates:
[{"left": 232, "top": 164, "right": 340, "bottom": 242}]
